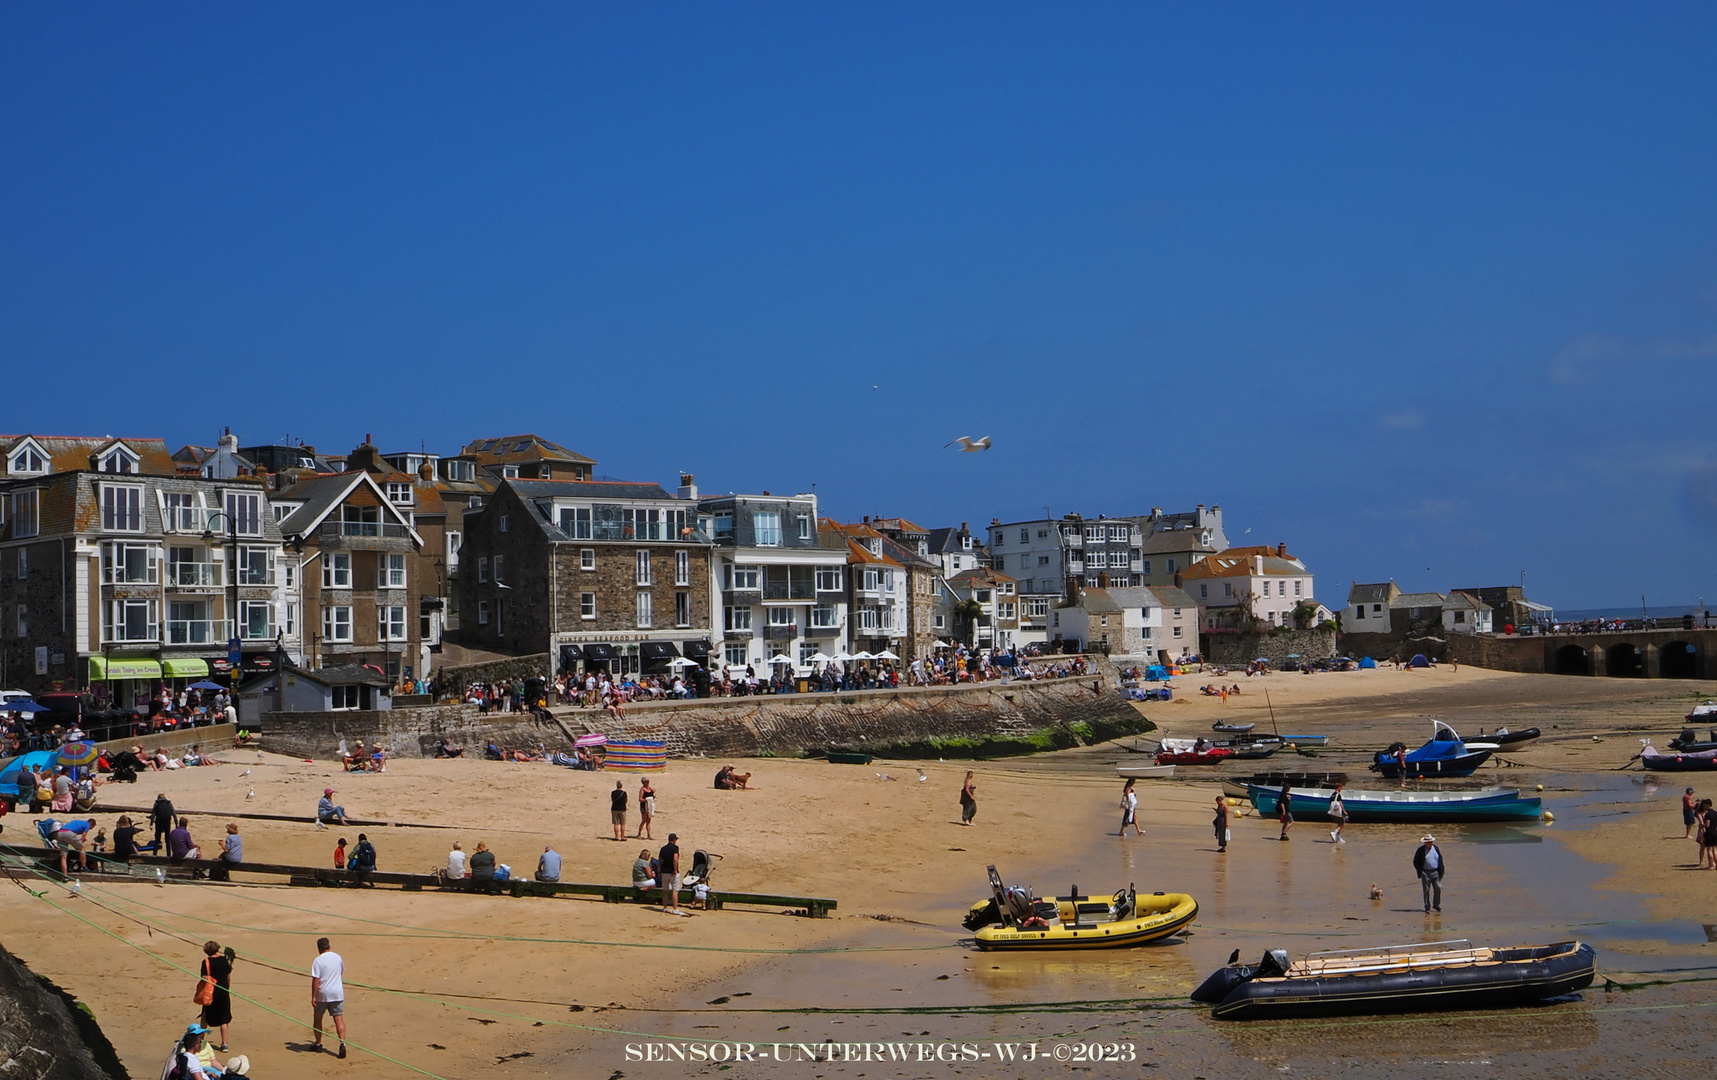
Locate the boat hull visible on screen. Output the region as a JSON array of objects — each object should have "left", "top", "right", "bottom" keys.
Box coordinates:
[
  {"left": 1197, "top": 942, "right": 1595, "bottom": 1020},
  {"left": 1116, "top": 763, "right": 1176, "bottom": 779},
  {"left": 825, "top": 751, "right": 874, "bottom": 765},
  {"left": 973, "top": 893, "right": 1198, "bottom": 951},
  {"left": 1248, "top": 785, "right": 1543, "bottom": 823},
  {"left": 1372, "top": 749, "right": 1492, "bottom": 778},
  {"left": 1641, "top": 747, "right": 1717, "bottom": 771},
  {"left": 1158, "top": 749, "right": 1232, "bottom": 765}
]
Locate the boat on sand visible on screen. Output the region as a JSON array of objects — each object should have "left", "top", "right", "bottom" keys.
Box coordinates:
[
  {"left": 1247, "top": 783, "right": 1543, "bottom": 823},
  {"left": 964, "top": 866, "right": 1197, "bottom": 950},
  {"left": 1115, "top": 763, "right": 1176, "bottom": 779}
]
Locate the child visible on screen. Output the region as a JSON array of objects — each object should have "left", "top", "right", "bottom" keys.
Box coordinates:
[
  {"left": 92, "top": 827, "right": 108, "bottom": 854},
  {"left": 692, "top": 882, "right": 710, "bottom": 910},
  {"left": 334, "top": 838, "right": 348, "bottom": 870}
]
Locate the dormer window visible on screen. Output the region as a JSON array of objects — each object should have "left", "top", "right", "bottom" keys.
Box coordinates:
[
  {"left": 386, "top": 482, "right": 413, "bottom": 504},
  {"left": 9, "top": 442, "right": 48, "bottom": 476},
  {"left": 98, "top": 446, "right": 140, "bottom": 474},
  {"left": 961, "top": 535, "right": 972, "bottom": 550}
]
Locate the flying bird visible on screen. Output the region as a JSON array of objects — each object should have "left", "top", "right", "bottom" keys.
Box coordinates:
[{"left": 943, "top": 436, "right": 992, "bottom": 452}]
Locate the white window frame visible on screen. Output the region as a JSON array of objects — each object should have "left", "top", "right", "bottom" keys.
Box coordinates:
[
  {"left": 234, "top": 544, "right": 275, "bottom": 586},
  {"left": 815, "top": 567, "right": 841, "bottom": 592},
  {"left": 380, "top": 552, "right": 406, "bottom": 588},
  {"left": 331, "top": 685, "right": 361, "bottom": 710},
  {"left": 8, "top": 443, "right": 47, "bottom": 476},
  {"left": 675, "top": 590, "right": 691, "bottom": 627},
  {"left": 322, "top": 552, "right": 351, "bottom": 589},
  {"left": 104, "top": 598, "right": 158, "bottom": 643},
  {"left": 386, "top": 482, "right": 413, "bottom": 504},
  {"left": 580, "top": 592, "right": 595, "bottom": 619},
  {"left": 224, "top": 490, "right": 262, "bottom": 536},
  {"left": 9, "top": 490, "right": 36, "bottom": 539},
  {"left": 636, "top": 550, "right": 652, "bottom": 586},
  {"left": 811, "top": 603, "right": 837, "bottom": 628},
  {"left": 492, "top": 555, "right": 503, "bottom": 584},
  {"left": 753, "top": 511, "right": 782, "bottom": 547},
  {"left": 476, "top": 556, "right": 488, "bottom": 583},
  {"left": 636, "top": 591, "right": 653, "bottom": 629},
  {"left": 101, "top": 541, "right": 160, "bottom": 584},
  {"left": 98, "top": 446, "right": 139, "bottom": 474},
  {"left": 379, "top": 604, "right": 408, "bottom": 641},
  {"left": 724, "top": 605, "right": 752, "bottom": 632},
  {"left": 580, "top": 548, "right": 596, "bottom": 570},
  {"left": 101, "top": 484, "right": 144, "bottom": 532},
  {"left": 674, "top": 549, "right": 690, "bottom": 586},
  {"left": 238, "top": 600, "right": 273, "bottom": 640},
  {"left": 798, "top": 515, "right": 812, "bottom": 540},
  {"left": 730, "top": 565, "right": 759, "bottom": 590},
  {"left": 323, "top": 605, "right": 353, "bottom": 642},
  {"left": 478, "top": 600, "right": 491, "bottom": 625},
  {"left": 767, "top": 606, "right": 796, "bottom": 627}
]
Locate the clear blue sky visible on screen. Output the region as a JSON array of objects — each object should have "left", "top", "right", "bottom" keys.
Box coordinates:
[{"left": 4, "top": 5, "right": 1715, "bottom": 610}]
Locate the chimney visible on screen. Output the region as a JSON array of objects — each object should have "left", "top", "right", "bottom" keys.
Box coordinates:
[
  {"left": 1173, "top": 571, "right": 1183, "bottom": 588},
  {"left": 1276, "top": 542, "right": 1286, "bottom": 557},
  {"left": 960, "top": 521, "right": 968, "bottom": 532},
  {"left": 346, "top": 440, "right": 382, "bottom": 475},
  {"left": 419, "top": 462, "right": 434, "bottom": 482},
  {"left": 862, "top": 515, "right": 870, "bottom": 524},
  {"left": 990, "top": 517, "right": 1000, "bottom": 526},
  {"left": 677, "top": 474, "right": 697, "bottom": 500},
  {"left": 218, "top": 429, "right": 239, "bottom": 452},
  {"left": 1253, "top": 556, "right": 1264, "bottom": 574},
  {"left": 1196, "top": 503, "right": 1204, "bottom": 513}
]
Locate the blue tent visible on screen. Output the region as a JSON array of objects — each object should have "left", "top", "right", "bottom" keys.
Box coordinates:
[
  {"left": 1358, "top": 657, "right": 1377, "bottom": 669},
  {"left": 1145, "top": 664, "right": 1169, "bottom": 681},
  {"left": 1409, "top": 654, "right": 1430, "bottom": 668},
  {"left": 0, "top": 749, "right": 58, "bottom": 802}
]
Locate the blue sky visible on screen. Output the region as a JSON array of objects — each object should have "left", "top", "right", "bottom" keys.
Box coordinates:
[{"left": 4, "top": 5, "right": 1715, "bottom": 610}]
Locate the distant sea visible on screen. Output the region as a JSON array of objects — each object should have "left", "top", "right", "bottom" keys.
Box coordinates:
[{"left": 1555, "top": 604, "right": 1710, "bottom": 621}]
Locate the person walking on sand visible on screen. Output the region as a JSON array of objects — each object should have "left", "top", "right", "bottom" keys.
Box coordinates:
[
  {"left": 635, "top": 778, "right": 656, "bottom": 840},
  {"left": 1119, "top": 779, "right": 1143, "bottom": 836},
  {"left": 1213, "top": 795, "right": 1230, "bottom": 853},
  {"left": 1277, "top": 781, "right": 1294, "bottom": 840},
  {"left": 1684, "top": 787, "right": 1699, "bottom": 840},
  {"left": 310, "top": 937, "right": 346, "bottom": 1059},
  {"left": 610, "top": 781, "right": 629, "bottom": 841},
  {"left": 1413, "top": 835, "right": 1445, "bottom": 913},
  {"left": 960, "top": 771, "right": 978, "bottom": 825},
  {"left": 198, "top": 940, "right": 236, "bottom": 1051},
  {"left": 1328, "top": 783, "right": 1349, "bottom": 844}
]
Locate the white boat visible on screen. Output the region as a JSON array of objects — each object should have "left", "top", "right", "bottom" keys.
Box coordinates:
[{"left": 1116, "top": 763, "right": 1177, "bottom": 779}]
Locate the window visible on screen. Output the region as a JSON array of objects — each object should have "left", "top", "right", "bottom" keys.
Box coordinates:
[
  {"left": 636, "top": 550, "right": 652, "bottom": 585},
  {"left": 477, "top": 599, "right": 490, "bottom": 625},
  {"left": 675, "top": 591, "right": 690, "bottom": 627},
  {"left": 1173, "top": 626, "right": 1183, "bottom": 638},
  {"left": 992, "top": 557, "right": 1005, "bottom": 572},
  {"left": 724, "top": 643, "right": 748, "bottom": 666},
  {"left": 285, "top": 602, "right": 297, "bottom": 636},
  {"left": 339, "top": 505, "right": 379, "bottom": 536},
  {"left": 711, "top": 512, "right": 733, "bottom": 539},
  {"left": 98, "top": 446, "right": 138, "bottom": 473},
  {"left": 239, "top": 600, "right": 272, "bottom": 640},
  {"left": 235, "top": 545, "right": 274, "bottom": 585},
  {"left": 272, "top": 504, "right": 293, "bottom": 522},
  {"left": 854, "top": 606, "right": 879, "bottom": 631},
  {"left": 1278, "top": 580, "right": 1287, "bottom": 596},
  {"left": 560, "top": 507, "right": 592, "bottom": 539},
  {"left": 933, "top": 614, "right": 946, "bottom": 630},
  {"left": 999, "top": 602, "right": 1016, "bottom": 619},
  {"left": 1223, "top": 583, "right": 1232, "bottom": 597},
  {"left": 469, "top": 497, "right": 483, "bottom": 510},
  {"left": 380, "top": 553, "right": 406, "bottom": 588},
  {"left": 165, "top": 492, "right": 200, "bottom": 532},
  {"left": 15, "top": 603, "right": 26, "bottom": 637},
  {"left": 815, "top": 567, "right": 841, "bottom": 592},
  {"left": 798, "top": 515, "right": 812, "bottom": 540},
  {"left": 674, "top": 549, "right": 690, "bottom": 586},
  {"left": 1372, "top": 603, "right": 1382, "bottom": 614},
  {"left": 101, "top": 541, "right": 159, "bottom": 584},
  {"left": 1199, "top": 584, "right": 1208, "bottom": 598},
  {"left": 636, "top": 591, "right": 652, "bottom": 628},
  {"left": 104, "top": 599, "right": 158, "bottom": 642},
  {"left": 323, "top": 552, "right": 351, "bottom": 588},
  {"left": 580, "top": 592, "right": 595, "bottom": 619},
  {"left": 1027, "top": 598, "right": 1049, "bottom": 618},
  {"left": 9, "top": 445, "right": 46, "bottom": 475},
  {"left": 386, "top": 482, "right": 413, "bottom": 504},
  {"left": 446, "top": 531, "right": 462, "bottom": 568},
  {"left": 1085, "top": 525, "right": 1102, "bottom": 541},
  {"left": 1087, "top": 551, "right": 1106, "bottom": 568},
  {"left": 753, "top": 511, "right": 781, "bottom": 546},
  {"left": 499, "top": 514, "right": 509, "bottom": 534},
  {"left": 15, "top": 548, "right": 26, "bottom": 580},
  {"left": 323, "top": 605, "right": 353, "bottom": 641},
  {"left": 812, "top": 604, "right": 838, "bottom": 628},
  {"left": 1001, "top": 582, "right": 1014, "bottom": 595},
  {"left": 492, "top": 555, "right": 503, "bottom": 584},
  {"left": 993, "top": 532, "right": 1004, "bottom": 547},
  {"left": 476, "top": 557, "right": 488, "bottom": 583},
  {"left": 225, "top": 491, "right": 262, "bottom": 536},
  {"left": 581, "top": 548, "right": 595, "bottom": 570},
  {"left": 330, "top": 685, "right": 361, "bottom": 710},
  {"left": 1020, "top": 528, "right": 1030, "bottom": 543},
  {"left": 976, "top": 589, "right": 991, "bottom": 603},
  {"left": 623, "top": 507, "right": 660, "bottom": 540},
  {"left": 730, "top": 564, "right": 759, "bottom": 590},
  {"left": 102, "top": 485, "right": 142, "bottom": 531},
  {"left": 1295, "top": 579, "right": 1303, "bottom": 596},
  {"left": 724, "top": 605, "right": 752, "bottom": 631},
  {"left": 379, "top": 604, "right": 407, "bottom": 641},
  {"left": 502, "top": 465, "right": 520, "bottom": 478},
  {"left": 1454, "top": 610, "right": 1466, "bottom": 623},
  {"left": 1166, "top": 558, "right": 1176, "bottom": 574},
  {"left": 1141, "top": 560, "right": 1151, "bottom": 575},
  {"left": 1099, "top": 614, "right": 1109, "bottom": 627}
]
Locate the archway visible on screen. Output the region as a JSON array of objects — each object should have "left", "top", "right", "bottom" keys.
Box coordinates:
[
  {"left": 1606, "top": 642, "right": 1644, "bottom": 678},
  {"left": 1552, "top": 644, "right": 1589, "bottom": 675},
  {"left": 1661, "top": 641, "right": 1699, "bottom": 680}
]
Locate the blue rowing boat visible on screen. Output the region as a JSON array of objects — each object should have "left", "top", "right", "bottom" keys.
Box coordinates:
[{"left": 1247, "top": 784, "right": 1543, "bottom": 823}]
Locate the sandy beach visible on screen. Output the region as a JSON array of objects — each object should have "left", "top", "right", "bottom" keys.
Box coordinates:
[{"left": 4, "top": 664, "right": 1716, "bottom": 1079}]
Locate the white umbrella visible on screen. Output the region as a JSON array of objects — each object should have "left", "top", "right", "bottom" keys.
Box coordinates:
[
  {"left": 807, "top": 652, "right": 835, "bottom": 663},
  {"left": 852, "top": 651, "right": 875, "bottom": 661},
  {"left": 875, "top": 649, "right": 901, "bottom": 661},
  {"left": 667, "top": 657, "right": 698, "bottom": 668},
  {"left": 832, "top": 652, "right": 856, "bottom": 662},
  {"left": 767, "top": 654, "right": 794, "bottom": 665}
]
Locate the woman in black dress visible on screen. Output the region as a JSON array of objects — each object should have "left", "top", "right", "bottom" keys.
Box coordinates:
[{"left": 199, "top": 939, "right": 235, "bottom": 1050}]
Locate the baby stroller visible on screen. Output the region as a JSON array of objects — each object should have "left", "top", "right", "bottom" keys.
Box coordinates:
[{"left": 682, "top": 849, "right": 722, "bottom": 888}]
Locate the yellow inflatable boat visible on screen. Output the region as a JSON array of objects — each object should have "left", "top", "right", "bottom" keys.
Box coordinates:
[{"left": 964, "top": 866, "right": 1198, "bottom": 951}]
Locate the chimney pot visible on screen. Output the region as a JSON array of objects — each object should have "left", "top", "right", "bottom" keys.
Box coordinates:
[{"left": 1277, "top": 542, "right": 1286, "bottom": 557}]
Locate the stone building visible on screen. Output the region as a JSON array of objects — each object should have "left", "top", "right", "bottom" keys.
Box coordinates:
[
  {"left": 946, "top": 566, "right": 1021, "bottom": 650},
  {"left": 0, "top": 434, "right": 290, "bottom": 701},
  {"left": 820, "top": 520, "right": 908, "bottom": 658},
  {"left": 1050, "top": 586, "right": 1165, "bottom": 659},
  {"left": 457, "top": 477, "right": 713, "bottom": 677}
]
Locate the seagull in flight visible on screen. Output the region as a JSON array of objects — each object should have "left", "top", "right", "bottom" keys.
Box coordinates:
[{"left": 943, "top": 436, "right": 992, "bottom": 452}]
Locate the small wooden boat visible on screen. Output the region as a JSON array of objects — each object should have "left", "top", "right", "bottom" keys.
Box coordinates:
[
  {"left": 1372, "top": 722, "right": 1493, "bottom": 778},
  {"left": 824, "top": 748, "right": 874, "bottom": 765},
  {"left": 965, "top": 866, "right": 1196, "bottom": 951},
  {"left": 1116, "top": 763, "right": 1176, "bottom": 779},
  {"left": 1247, "top": 784, "right": 1543, "bottom": 823},
  {"left": 1191, "top": 939, "right": 1595, "bottom": 1020},
  {"left": 1640, "top": 744, "right": 1717, "bottom": 771},
  {"left": 1212, "top": 721, "right": 1255, "bottom": 733}
]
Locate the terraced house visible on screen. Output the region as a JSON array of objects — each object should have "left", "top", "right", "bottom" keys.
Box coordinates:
[
  {"left": 0, "top": 434, "right": 291, "bottom": 702},
  {"left": 699, "top": 488, "right": 845, "bottom": 670}
]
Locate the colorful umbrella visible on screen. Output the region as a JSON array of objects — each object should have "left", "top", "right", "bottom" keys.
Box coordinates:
[{"left": 57, "top": 741, "right": 99, "bottom": 768}]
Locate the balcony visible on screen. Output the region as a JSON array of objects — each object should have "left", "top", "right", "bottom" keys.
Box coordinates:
[
  {"left": 762, "top": 580, "right": 816, "bottom": 601},
  {"left": 804, "top": 624, "right": 840, "bottom": 638},
  {"left": 321, "top": 522, "right": 410, "bottom": 539},
  {"left": 723, "top": 627, "right": 752, "bottom": 640},
  {"left": 168, "top": 619, "right": 229, "bottom": 645},
  {"left": 168, "top": 562, "right": 222, "bottom": 589},
  {"left": 727, "top": 588, "right": 762, "bottom": 605},
  {"left": 764, "top": 624, "right": 797, "bottom": 640}
]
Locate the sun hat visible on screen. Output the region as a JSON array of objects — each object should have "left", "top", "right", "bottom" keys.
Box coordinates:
[
  {"left": 184, "top": 1023, "right": 210, "bottom": 1036},
  {"left": 1420, "top": 834, "right": 1436, "bottom": 843},
  {"left": 324, "top": 788, "right": 334, "bottom": 795},
  {"left": 225, "top": 1054, "right": 251, "bottom": 1075}
]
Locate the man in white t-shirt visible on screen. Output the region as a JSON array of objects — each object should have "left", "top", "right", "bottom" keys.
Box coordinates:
[
  {"left": 310, "top": 937, "right": 347, "bottom": 1059},
  {"left": 447, "top": 842, "right": 468, "bottom": 879}
]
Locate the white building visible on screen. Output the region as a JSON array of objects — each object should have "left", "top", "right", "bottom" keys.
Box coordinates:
[
  {"left": 700, "top": 492, "right": 848, "bottom": 670},
  {"left": 1180, "top": 544, "right": 1316, "bottom": 630},
  {"left": 1442, "top": 591, "right": 1494, "bottom": 635},
  {"left": 1049, "top": 587, "right": 1164, "bottom": 658}
]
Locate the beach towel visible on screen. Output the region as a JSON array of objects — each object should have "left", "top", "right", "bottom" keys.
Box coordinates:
[{"left": 574, "top": 733, "right": 608, "bottom": 748}]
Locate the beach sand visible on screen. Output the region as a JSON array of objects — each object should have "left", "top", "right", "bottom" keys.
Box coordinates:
[{"left": 3, "top": 664, "right": 1714, "bottom": 1078}]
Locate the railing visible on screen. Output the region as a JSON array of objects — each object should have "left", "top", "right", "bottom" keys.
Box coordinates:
[
  {"left": 168, "top": 562, "right": 222, "bottom": 588},
  {"left": 238, "top": 623, "right": 275, "bottom": 641},
  {"left": 103, "top": 626, "right": 161, "bottom": 644},
  {"left": 321, "top": 522, "right": 412, "bottom": 539},
  {"left": 168, "top": 619, "right": 229, "bottom": 645},
  {"left": 764, "top": 624, "right": 797, "bottom": 640},
  {"left": 234, "top": 568, "right": 272, "bottom": 586}
]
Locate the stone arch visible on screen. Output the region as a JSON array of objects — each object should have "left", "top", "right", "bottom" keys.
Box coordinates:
[
  {"left": 1661, "top": 640, "right": 1699, "bottom": 680},
  {"left": 1606, "top": 642, "right": 1644, "bottom": 678},
  {"left": 1552, "top": 644, "right": 1590, "bottom": 675}
]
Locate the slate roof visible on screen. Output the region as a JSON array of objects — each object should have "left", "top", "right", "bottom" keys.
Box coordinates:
[
  {"left": 1, "top": 435, "right": 177, "bottom": 478},
  {"left": 1140, "top": 528, "right": 1217, "bottom": 554},
  {"left": 1148, "top": 585, "right": 1199, "bottom": 610},
  {"left": 1390, "top": 592, "right": 1447, "bottom": 608},
  {"left": 1072, "top": 586, "right": 1157, "bottom": 613},
  {"left": 1348, "top": 582, "right": 1398, "bottom": 605},
  {"left": 461, "top": 435, "right": 594, "bottom": 467},
  {"left": 505, "top": 478, "right": 676, "bottom": 501}
]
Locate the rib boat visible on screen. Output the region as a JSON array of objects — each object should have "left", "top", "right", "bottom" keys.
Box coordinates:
[
  {"left": 1639, "top": 744, "right": 1717, "bottom": 771},
  {"left": 1191, "top": 939, "right": 1596, "bottom": 1020},
  {"left": 964, "top": 866, "right": 1197, "bottom": 951},
  {"left": 1115, "top": 763, "right": 1177, "bottom": 779},
  {"left": 1372, "top": 721, "right": 1493, "bottom": 778},
  {"left": 1247, "top": 783, "right": 1543, "bottom": 823}
]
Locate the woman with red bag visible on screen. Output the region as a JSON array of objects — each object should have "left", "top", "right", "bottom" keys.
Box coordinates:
[{"left": 196, "top": 940, "right": 236, "bottom": 1051}]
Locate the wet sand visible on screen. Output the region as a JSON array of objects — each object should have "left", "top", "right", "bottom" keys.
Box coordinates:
[{"left": 3, "top": 665, "right": 1715, "bottom": 1078}]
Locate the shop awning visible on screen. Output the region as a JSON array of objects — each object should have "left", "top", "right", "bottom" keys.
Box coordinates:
[
  {"left": 682, "top": 639, "right": 713, "bottom": 659},
  {"left": 162, "top": 658, "right": 210, "bottom": 678},
  {"left": 640, "top": 642, "right": 680, "bottom": 660},
  {"left": 582, "top": 642, "right": 620, "bottom": 661},
  {"left": 89, "top": 657, "right": 162, "bottom": 681},
  {"left": 559, "top": 643, "right": 586, "bottom": 661}
]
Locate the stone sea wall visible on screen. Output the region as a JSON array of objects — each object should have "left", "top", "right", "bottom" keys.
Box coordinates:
[
  {"left": 0, "top": 942, "right": 126, "bottom": 1080},
  {"left": 1202, "top": 627, "right": 1337, "bottom": 666},
  {"left": 261, "top": 674, "right": 1144, "bottom": 760}
]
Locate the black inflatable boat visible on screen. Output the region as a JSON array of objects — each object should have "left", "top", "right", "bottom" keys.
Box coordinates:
[{"left": 1191, "top": 939, "right": 1595, "bottom": 1020}]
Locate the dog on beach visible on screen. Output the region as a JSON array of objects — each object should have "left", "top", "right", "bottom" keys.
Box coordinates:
[{"left": 732, "top": 771, "right": 752, "bottom": 789}]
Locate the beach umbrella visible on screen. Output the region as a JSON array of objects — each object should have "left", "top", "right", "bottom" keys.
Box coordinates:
[
  {"left": 852, "top": 651, "right": 875, "bottom": 661},
  {"left": 4, "top": 699, "right": 50, "bottom": 713},
  {"left": 806, "top": 652, "right": 835, "bottom": 663},
  {"left": 666, "top": 657, "right": 698, "bottom": 668},
  {"left": 875, "top": 650, "right": 901, "bottom": 661},
  {"left": 767, "top": 654, "right": 794, "bottom": 665},
  {"left": 832, "top": 652, "right": 856, "bottom": 662},
  {"left": 189, "top": 680, "right": 225, "bottom": 690},
  {"left": 57, "top": 741, "right": 98, "bottom": 768}
]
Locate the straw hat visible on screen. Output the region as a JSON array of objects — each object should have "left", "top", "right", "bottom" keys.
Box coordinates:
[
  {"left": 225, "top": 1054, "right": 251, "bottom": 1075},
  {"left": 1420, "top": 834, "right": 1436, "bottom": 843}
]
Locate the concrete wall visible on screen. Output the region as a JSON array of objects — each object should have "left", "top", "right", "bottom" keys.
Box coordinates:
[
  {"left": 261, "top": 675, "right": 1143, "bottom": 760},
  {"left": 1203, "top": 626, "right": 1337, "bottom": 666},
  {"left": 95, "top": 722, "right": 239, "bottom": 759}
]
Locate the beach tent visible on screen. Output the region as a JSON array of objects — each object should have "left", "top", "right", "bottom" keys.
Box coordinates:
[
  {"left": 604, "top": 739, "right": 667, "bottom": 771},
  {"left": 1145, "top": 664, "right": 1169, "bottom": 681},
  {"left": 1409, "top": 654, "right": 1430, "bottom": 668},
  {"left": 1358, "top": 657, "right": 1377, "bottom": 669}
]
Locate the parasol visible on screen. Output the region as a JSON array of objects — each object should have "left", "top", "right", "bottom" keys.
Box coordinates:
[{"left": 57, "top": 741, "right": 99, "bottom": 768}]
